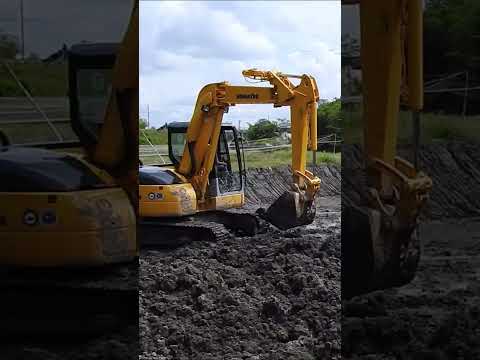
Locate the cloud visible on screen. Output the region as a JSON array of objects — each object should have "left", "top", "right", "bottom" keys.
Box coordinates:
[
  {"left": 140, "top": 1, "right": 275, "bottom": 65},
  {"left": 140, "top": 1, "right": 341, "bottom": 127},
  {"left": 0, "top": 0, "right": 133, "bottom": 57}
]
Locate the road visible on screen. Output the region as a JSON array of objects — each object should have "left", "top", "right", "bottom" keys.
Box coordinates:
[{"left": 0, "top": 97, "right": 75, "bottom": 144}]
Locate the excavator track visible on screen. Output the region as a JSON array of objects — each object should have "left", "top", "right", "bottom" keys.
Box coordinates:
[
  {"left": 139, "top": 217, "right": 232, "bottom": 248},
  {"left": 139, "top": 209, "right": 266, "bottom": 248}
]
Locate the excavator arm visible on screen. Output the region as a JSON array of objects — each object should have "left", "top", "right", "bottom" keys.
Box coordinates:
[
  {"left": 86, "top": 1, "right": 139, "bottom": 208},
  {"left": 177, "top": 69, "right": 321, "bottom": 229},
  {"left": 342, "top": 0, "right": 432, "bottom": 298}
]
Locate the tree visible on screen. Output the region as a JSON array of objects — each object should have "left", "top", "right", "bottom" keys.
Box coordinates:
[
  {"left": 424, "top": 0, "right": 480, "bottom": 75},
  {"left": 245, "top": 119, "right": 279, "bottom": 140},
  {"left": 317, "top": 99, "right": 341, "bottom": 136},
  {"left": 0, "top": 31, "right": 18, "bottom": 60}
]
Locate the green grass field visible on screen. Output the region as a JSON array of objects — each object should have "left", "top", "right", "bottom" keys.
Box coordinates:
[
  {"left": 344, "top": 110, "right": 480, "bottom": 144},
  {"left": 140, "top": 128, "right": 167, "bottom": 145},
  {"left": 0, "top": 62, "right": 67, "bottom": 96},
  {"left": 244, "top": 148, "right": 340, "bottom": 168},
  {"left": 1, "top": 122, "right": 77, "bottom": 144}
]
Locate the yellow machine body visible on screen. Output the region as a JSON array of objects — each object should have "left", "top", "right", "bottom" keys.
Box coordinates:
[
  {"left": 0, "top": 2, "right": 139, "bottom": 266},
  {"left": 0, "top": 188, "right": 135, "bottom": 267},
  {"left": 139, "top": 167, "right": 245, "bottom": 217}
]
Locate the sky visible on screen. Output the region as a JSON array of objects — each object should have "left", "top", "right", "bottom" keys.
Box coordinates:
[
  {"left": 0, "top": 0, "right": 132, "bottom": 57},
  {"left": 140, "top": 1, "right": 341, "bottom": 128}
]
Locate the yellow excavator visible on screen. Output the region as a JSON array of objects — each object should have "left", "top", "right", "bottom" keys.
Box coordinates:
[
  {"left": 0, "top": 0, "right": 432, "bottom": 305},
  {"left": 342, "top": 0, "right": 432, "bottom": 298},
  {"left": 138, "top": 69, "right": 321, "bottom": 243},
  {"left": 0, "top": 1, "right": 138, "bottom": 266}
]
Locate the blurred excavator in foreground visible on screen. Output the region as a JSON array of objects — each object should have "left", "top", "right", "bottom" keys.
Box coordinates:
[
  {"left": 342, "top": 0, "right": 432, "bottom": 298},
  {"left": 139, "top": 69, "right": 321, "bottom": 244},
  {"left": 0, "top": 2, "right": 139, "bottom": 266}
]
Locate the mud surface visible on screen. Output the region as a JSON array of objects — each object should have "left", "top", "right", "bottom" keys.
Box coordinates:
[
  {"left": 140, "top": 165, "right": 341, "bottom": 359},
  {"left": 0, "top": 264, "right": 139, "bottom": 360},
  {"left": 342, "top": 142, "right": 480, "bottom": 359}
]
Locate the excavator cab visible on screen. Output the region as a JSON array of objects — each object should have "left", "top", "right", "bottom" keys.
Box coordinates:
[
  {"left": 68, "top": 43, "right": 118, "bottom": 145},
  {"left": 167, "top": 122, "right": 244, "bottom": 198}
]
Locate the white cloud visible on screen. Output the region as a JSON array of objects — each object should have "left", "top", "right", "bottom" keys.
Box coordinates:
[{"left": 140, "top": 1, "right": 341, "bottom": 127}]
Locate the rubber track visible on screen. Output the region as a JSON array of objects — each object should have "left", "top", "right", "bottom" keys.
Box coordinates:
[{"left": 139, "top": 217, "right": 232, "bottom": 248}]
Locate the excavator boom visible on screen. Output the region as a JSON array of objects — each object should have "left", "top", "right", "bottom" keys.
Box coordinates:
[{"left": 176, "top": 69, "right": 321, "bottom": 229}]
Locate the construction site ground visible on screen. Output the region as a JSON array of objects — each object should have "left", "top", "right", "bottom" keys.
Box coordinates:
[
  {"left": 140, "top": 165, "right": 342, "bottom": 360},
  {"left": 342, "top": 142, "right": 480, "bottom": 359},
  {"left": 2, "top": 142, "right": 478, "bottom": 359}
]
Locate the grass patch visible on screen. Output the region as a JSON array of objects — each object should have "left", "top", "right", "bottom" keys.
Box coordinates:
[
  {"left": 244, "top": 148, "right": 340, "bottom": 169},
  {"left": 343, "top": 110, "right": 480, "bottom": 144},
  {"left": 0, "top": 62, "right": 67, "bottom": 96},
  {"left": 139, "top": 146, "right": 340, "bottom": 169},
  {"left": 140, "top": 128, "right": 167, "bottom": 145},
  {"left": 1, "top": 122, "right": 77, "bottom": 144}
]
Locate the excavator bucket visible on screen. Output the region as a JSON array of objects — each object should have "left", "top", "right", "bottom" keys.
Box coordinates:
[
  {"left": 258, "top": 190, "right": 316, "bottom": 230},
  {"left": 342, "top": 202, "right": 421, "bottom": 299}
]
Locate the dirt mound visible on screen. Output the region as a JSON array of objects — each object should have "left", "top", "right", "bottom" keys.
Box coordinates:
[
  {"left": 140, "top": 165, "right": 341, "bottom": 359},
  {"left": 140, "top": 219, "right": 341, "bottom": 360},
  {"left": 342, "top": 142, "right": 480, "bottom": 219},
  {"left": 245, "top": 165, "right": 341, "bottom": 205}
]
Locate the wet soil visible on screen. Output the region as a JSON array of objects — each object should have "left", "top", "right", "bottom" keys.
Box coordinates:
[
  {"left": 140, "top": 165, "right": 341, "bottom": 360},
  {"left": 0, "top": 264, "right": 139, "bottom": 360},
  {"left": 342, "top": 142, "right": 480, "bottom": 359}
]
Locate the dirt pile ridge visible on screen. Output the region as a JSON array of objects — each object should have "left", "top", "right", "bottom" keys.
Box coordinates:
[
  {"left": 342, "top": 142, "right": 480, "bottom": 219},
  {"left": 245, "top": 165, "right": 341, "bottom": 205}
]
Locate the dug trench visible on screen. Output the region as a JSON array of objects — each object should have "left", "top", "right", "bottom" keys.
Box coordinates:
[
  {"left": 140, "top": 165, "right": 342, "bottom": 360},
  {"left": 342, "top": 142, "right": 480, "bottom": 359}
]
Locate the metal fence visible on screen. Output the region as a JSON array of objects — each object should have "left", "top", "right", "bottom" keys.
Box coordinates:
[{"left": 139, "top": 133, "right": 342, "bottom": 165}]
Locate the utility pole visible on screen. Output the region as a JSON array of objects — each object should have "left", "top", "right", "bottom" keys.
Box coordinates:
[
  {"left": 147, "top": 104, "right": 150, "bottom": 128},
  {"left": 20, "top": 0, "right": 25, "bottom": 61}
]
